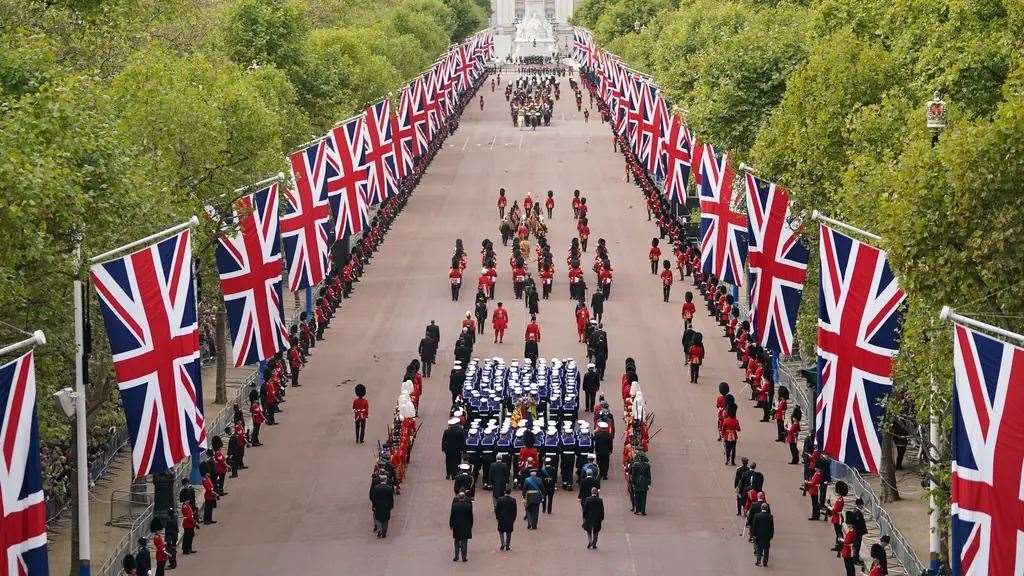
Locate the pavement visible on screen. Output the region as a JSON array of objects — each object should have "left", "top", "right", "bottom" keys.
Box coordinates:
[{"left": 135, "top": 78, "right": 882, "bottom": 575}]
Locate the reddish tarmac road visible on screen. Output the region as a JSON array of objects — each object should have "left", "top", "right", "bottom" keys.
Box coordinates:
[{"left": 185, "top": 80, "right": 843, "bottom": 575}]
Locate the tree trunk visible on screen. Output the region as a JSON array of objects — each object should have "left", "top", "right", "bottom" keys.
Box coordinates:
[
  {"left": 879, "top": 431, "right": 901, "bottom": 503},
  {"left": 215, "top": 305, "right": 227, "bottom": 404}
]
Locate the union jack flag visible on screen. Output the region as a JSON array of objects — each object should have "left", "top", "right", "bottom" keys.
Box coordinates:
[
  {"left": 637, "top": 81, "right": 668, "bottom": 177},
  {"left": 659, "top": 114, "right": 692, "bottom": 204},
  {"left": 951, "top": 323, "right": 1024, "bottom": 576},
  {"left": 455, "top": 43, "right": 475, "bottom": 93},
  {"left": 0, "top": 350, "right": 48, "bottom": 576},
  {"left": 744, "top": 173, "right": 807, "bottom": 355},
  {"left": 362, "top": 99, "right": 399, "bottom": 204},
  {"left": 326, "top": 116, "right": 371, "bottom": 239},
  {"left": 423, "top": 67, "right": 443, "bottom": 137},
  {"left": 216, "top": 183, "right": 289, "bottom": 368},
  {"left": 625, "top": 75, "right": 647, "bottom": 158},
  {"left": 90, "top": 228, "right": 208, "bottom": 477},
  {"left": 696, "top": 143, "right": 748, "bottom": 286},
  {"left": 573, "top": 28, "right": 596, "bottom": 68},
  {"left": 390, "top": 88, "right": 416, "bottom": 179},
  {"left": 815, "top": 225, "right": 905, "bottom": 473},
  {"left": 283, "top": 140, "right": 335, "bottom": 291},
  {"left": 404, "top": 77, "right": 431, "bottom": 153}
]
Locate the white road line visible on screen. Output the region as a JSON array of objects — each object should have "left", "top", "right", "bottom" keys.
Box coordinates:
[
  {"left": 489, "top": 133, "right": 496, "bottom": 149},
  {"left": 518, "top": 134, "right": 524, "bottom": 150},
  {"left": 461, "top": 136, "right": 470, "bottom": 151}
]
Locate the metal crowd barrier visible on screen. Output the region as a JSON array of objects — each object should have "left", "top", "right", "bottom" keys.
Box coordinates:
[
  {"left": 94, "top": 371, "right": 256, "bottom": 576},
  {"left": 778, "top": 362, "right": 926, "bottom": 575}
]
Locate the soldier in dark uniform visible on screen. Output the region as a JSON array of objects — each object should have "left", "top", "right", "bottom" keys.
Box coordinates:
[
  {"left": 593, "top": 421, "right": 613, "bottom": 480},
  {"left": 582, "top": 488, "right": 604, "bottom": 549},
  {"left": 629, "top": 451, "right": 651, "bottom": 515},
  {"left": 541, "top": 457, "right": 557, "bottom": 514},
  {"left": 454, "top": 463, "right": 475, "bottom": 497},
  {"left": 449, "top": 362, "right": 465, "bottom": 405},
  {"left": 582, "top": 364, "right": 600, "bottom": 412},
  {"left": 442, "top": 418, "right": 467, "bottom": 479},
  {"left": 450, "top": 492, "right": 474, "bottom": 562},
  {"left": 590, "top": 287, "right": 605, "bottom": 323},
  {"left": 751, "top": 503, "right": 775, "bottom": 566},
  {"left": 426, "top": 321, "right": 440, "bottom": 348},
  {"left": 593, "top": 325, "right": 609, "bottom": 380}
]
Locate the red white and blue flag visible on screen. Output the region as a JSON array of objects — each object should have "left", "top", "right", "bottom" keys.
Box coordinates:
[
  {"left": 423, "top": 67, "right": 443, "bottom": 137},
  {"left": 815, "top": 225, "right": 905, "bottom": 473},
  {"left": 625, "top": 75, "right": 647, "bottom": 158},
  {"left": 326, "top": 116, "right": 371, "bottom": 239},
  {"left": 90, "top": 228, "right": 208, "bottom": 477},
  {"left": 659, "top": 114, "right": 692, "bottom": 204},
  {"left": 951, "top": 323, "right": 1024, "bottom": 576},
  {"left": 696, "top": 143, "right": 748, "bottom": 286},
  {"left": 362, "top": 99, "right": 399, "bottom": 204},
  {"left": 404, "top": 77, "right": 431, "bottom": 154},
  {"left": 283, "top": 140, "right": 335, "bottom": 291},
  {"left": 637, "top": 81, "right": 668, "bottom": 176},
  {"left": 744, "top": 173, "right": 807, "bottom": 355},
  {"left": 390, "top": 88, "right": 416, "bottom": 178},
  {"left": 573, "top": 28, "right": 596, "bottom": 68},
  {"left": 0, "top": 350, "right": 48, "bottom": 576},
  {"left": 215, "top": 183, "right": 289, "bottom": 368}
]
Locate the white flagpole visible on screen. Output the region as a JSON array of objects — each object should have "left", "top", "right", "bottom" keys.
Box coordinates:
[
  {"left": 88, "top": 216, "right": 199, "bottom": 264},
  {"left": 939, "top": 306, "right": 1024, "bottom": 345},
  {"left": 0, "top": 330, "right": 46, "bottom": 357},
  {"left": 234, "top": 172, "right": 286, "bottom": 195},
  {"left": 810, "top": 210, "right": 881, "bottom": 242}
]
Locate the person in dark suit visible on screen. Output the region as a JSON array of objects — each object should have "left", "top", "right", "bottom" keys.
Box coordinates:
[
  {"left": 489, "top": 454, "right": 510, "bottom": 508},
  {"left": 418, "top": 334, "right": 437, "bottom": 378},
  {"left": 582, "top": 364, "right": 600, "bottom": 413},
  {"left": 582, "top": 488, "right": 605, "bottom": 549},
  {"left": 578, "top": 469, "right": 600, "bottom": 511},
  {"left": 751, "top": 503, "right": 775, "bottom": 566},
  {"left": 494, "top": 488, "right": 517, "bottom": 550},
  {"left": 450, "top": 492, "right": 474, "bottom": 562},
  {"left": 442, "top": 418, "right": 467, "bottom": 479},
  {"left": 426, "top": 321, "right": 440, "bottom": 348},
  {"left": 370, "top": 475, "right": 395, "bottom": 538},
  {"left": 734, "top": 457, "right": 750, "bottom": 516}
]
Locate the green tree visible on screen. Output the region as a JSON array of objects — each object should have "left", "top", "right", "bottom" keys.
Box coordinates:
[{"left": 222, "top": 0, "right": 309, "bottom": 70}]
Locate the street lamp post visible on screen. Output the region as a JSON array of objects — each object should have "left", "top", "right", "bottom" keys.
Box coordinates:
[{"left": 925, "top": 88, "right": 946, "bottom": 576}]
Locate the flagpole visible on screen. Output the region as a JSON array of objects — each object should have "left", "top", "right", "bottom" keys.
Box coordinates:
[
  {"left": 233, "top": 172, "right": 286, "bottom": 195},
  {"left": 88, "top": 216, "right": 200, "bottom": 264},
  {"left": 939, "top": 305, "right": 1024, "bottom": 345},
  {"left": 810, "top": 210, "right": 882, "bottom": 242},
  {"left": 0, "top": 330, "right": 46, "bottom": 357},
  {"left": 72, "top": 246, "right": 91, "bottom": 576}
]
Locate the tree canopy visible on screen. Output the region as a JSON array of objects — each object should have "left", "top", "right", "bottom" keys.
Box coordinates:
[{"left": 574, "top": 0, "right": 1024, "bottom": 561}]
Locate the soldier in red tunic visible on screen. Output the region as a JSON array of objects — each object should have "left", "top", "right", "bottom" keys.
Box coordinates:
[
  {"left": 660, "top": 260, "right": 674, "bottom": 302},
  {"left": 577, "top": 218, "right": 590, "bottom": 252},
  {"left": 545, "top": 190, "right": 555, "bottom": 218},
  {"left": 497, "top": 188, "right": 507, "bottom": 219},
  {"left": 449, "top": 265, "right": 463, "bottom": 301},
  {"left": 539, "top": 264, "right": 554, "bottom": 299},
  {"left": 649, "top": 238, "right": 661, "bottom": 275},
  {"left": 353, "top": 383, "right": 369, "bottom": 444},
  {"left": 575, "top": 303, "right": 591, "bottom": 343},
  {"left": 492, "top": 302, "right": 509, "bottom": 343},
  {"left": 572, "top": 189, "right": 582, "bottom": 218}
]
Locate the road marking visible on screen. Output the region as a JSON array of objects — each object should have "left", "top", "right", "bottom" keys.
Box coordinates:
[
  {"left": 489, "top": 133, "right": 496, "bottom": 149},
  {"left": 461, "top": 136, "right": 470, "bottom": 151},
  {"left": 625, "top": 533, "right": 640, "bottom": 575},
  {"left": 518, "top": 134, "right": 523, "bottom": 150}
]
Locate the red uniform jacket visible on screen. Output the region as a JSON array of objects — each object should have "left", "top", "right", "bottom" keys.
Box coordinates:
[
  {"left": 572, "top": 197, "right": 582, "bottom": 212},
  {"left": 773, "top": 400, "right": 788, "bottom": 422},
  {"left": 578, "top": 224, "right": 590, "bottom": 239},
  {"left": 513, "top": 266, "right": 527, "bottom": 283},
  {"left": 202, "top": 476, "right": 217, "bottom": 501},
  {"left": 721, "top": 417, "right": 741, "bottom": 442},
  {"left": 518, "top": 447, "right": 539, "bottom": 471},
  {"left": 492, "top": 308, "right": 509, "bottom": 329},
  {"left": 660, "top": 269, "right": 674, "bottom": 286},
  {"left": 288, "top": 347, "right": 301, "bottom": 371},
  {"left": 154, "top": 534, "right": 167, "bottom": 563},
  {"left": 806, "top": 469, "right": 823, "bottom": 497},
  {"left": 579, "top": 204, "right": 588, "bottom": 218},
  {"left": 540, "top": 268, "right": 554, "bottom": 285},
  {"left": 250, "top": 401, "right": 265, "bottom": 425},
  {"left": 524, "top": 197, "right": 533, "bottom": 212},
  {"left": 545, "top": 197, "right": 554, "bottom": 210},
  {"left": 498, "top": 196, "right": 507, "bottom": 209},
  {"left": 840, "top": 529, "right": 857, "bottom": 558},
  {"left": 649, "top": 246, "right": 661, "bottom": 262},
  {"left": 682, "top": 302, "right": 696, "bottom": 320},
  {"left": 831, "top": 496, "right": 845, "bottom": 525},
  {"left": 785, "top": 420, "right": 800, "bottom": 444},
  {"left": 575, "top": 307, "right": 590, "bottom": 330},
  {"left": 449, "top": 268, "right": 463, "bottom": 285},
  {"left": 181, "top": 502, "right": 196, "bottom": 529},
  {"left": 525, "top": 323, "right": 541, "bottom": 342},
  {"left": 687, "top": 344, "right": 705, "bottom": 365},
  {"left": 353, "top": 397, "right": 369, "bottom": 421},
  {"left": 213, "top": 450, "right": 228, "bottom": 476},
  {"left": 598, "top": 267, "right": 612, "bottom": 286}
]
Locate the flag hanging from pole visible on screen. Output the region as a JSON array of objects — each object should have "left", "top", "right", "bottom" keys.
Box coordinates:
[
  {"left": 90, "top": 227, "right": 208, "bottom": 477},
  {"left": 0, "top": 349, "right": 49, "bottom": 576},
  {"left": 950, "top": 322, "right": 1024, "bottom": 576},
  {"left": 215, "top": 183, "right": 289, "bottom": 367},
  {"left": 815, "top": 225, "right": 905, "bottom": 473}
]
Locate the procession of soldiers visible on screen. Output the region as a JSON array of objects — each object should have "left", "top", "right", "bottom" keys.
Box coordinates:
[{"left": 506, "top": 74, "right": 558, "bottom": 129}]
